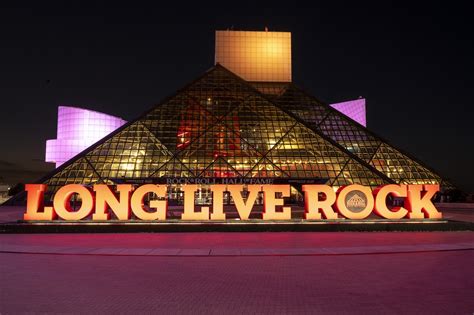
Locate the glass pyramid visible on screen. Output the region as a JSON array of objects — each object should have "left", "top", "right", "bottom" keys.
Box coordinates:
[
  {"left": 35, "top": 64, "right": 451, "bottom": 202},
  {"left": 265, "top": 84, "right": 452, "bottom": 188}
]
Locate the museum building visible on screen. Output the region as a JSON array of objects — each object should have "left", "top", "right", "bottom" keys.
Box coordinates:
[{"left": 16, "top": 30, "right": 453, "bottom": 206}]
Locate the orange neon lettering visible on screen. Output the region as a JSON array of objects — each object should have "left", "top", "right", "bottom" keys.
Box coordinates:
[
  {"left": 23, "top": 184, "right": 56, "bottom": 221},
  {"left": 130, "top": 184, "right": 167, "bottom": 220},
  {"left": 92, "top": 185, "right": 132, "bottom": 220},
  {"left": 181, "top": 185, "right": 209, "bottom": 220},
  {"left": 302, "top": 185, "right": 338, "bottom": 219},
  {"left": 23, "top": 183, "right": 442, "bottom": 222},
  {"left": 210, "top": 185, "right": 226, "bottom": 220},
  {"left": 54, "top": 184, "right": 94, "bottom": 221},
  {"left": 262, "top": 185, "right": 291, "bottom": 220},
  {"left": 335, "top": 184, "right": 374, "bottom": 220},
  {"left": 373, "top": 184, "right": 409, "bottom": 219},
  {"left": 227, "top": 185, "right": 260, "bottom": 220},
  {"left": 405, "top": 184, "right": 442, "bottom": 219}
]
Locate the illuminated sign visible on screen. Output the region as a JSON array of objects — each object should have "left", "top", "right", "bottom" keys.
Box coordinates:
[{"left": 23, "top": 184, "right": 442, "bottom": 221}]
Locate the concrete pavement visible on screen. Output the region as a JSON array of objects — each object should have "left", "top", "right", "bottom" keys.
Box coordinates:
[
  {"left": 1, "top": 249, "right": 473, "bottom": 314},
  {"left": 1, "top": 204, "right": 473, "bottom": 314}
]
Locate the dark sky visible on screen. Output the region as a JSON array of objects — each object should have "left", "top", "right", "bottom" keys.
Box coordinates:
[{"left": 0, "top": 1, "right": 473, "bottom": 191}]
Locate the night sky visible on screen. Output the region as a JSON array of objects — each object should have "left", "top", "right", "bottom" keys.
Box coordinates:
[{"left": 0, "top": 1, "right": 473, "bottom": 192}]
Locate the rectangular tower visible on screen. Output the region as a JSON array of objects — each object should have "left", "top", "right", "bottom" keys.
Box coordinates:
[{"left": 215, "top": 30, "right": 292, "bottom": 82}]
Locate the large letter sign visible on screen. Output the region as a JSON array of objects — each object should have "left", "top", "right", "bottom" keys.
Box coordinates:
[
  {"left": 335, "top": 185, "right": 374, "bottom": 220},
  {"left": 53, "top": 184, "right": 94, "bottom": 221},
  {"left": 373, "top": 184, "right": 409, "bottom": 219},
  {"left": 405, "top": 184, "right": 442, "bottom": 219},
  {"left": 130, "top": 184, "right": 167, "bottom": 220},
  {"left": 23, "top": 183, "right": 442, "bottom": 222},
  {"left": 24, "top": 184, "right": 56, "bottom": 220},
  {"left": 302, "top": 185, "right": 337, "bottom": 219},
  {"left": 262, "top": 185, "right": 291, "bottom": 220},
  {"left": 93, "top": 184, "right": 132, "bottom": 220}
]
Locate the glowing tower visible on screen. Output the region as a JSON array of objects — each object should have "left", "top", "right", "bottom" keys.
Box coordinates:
[{"left": 45, "top": 106, "right": 126, "bottom": 167}]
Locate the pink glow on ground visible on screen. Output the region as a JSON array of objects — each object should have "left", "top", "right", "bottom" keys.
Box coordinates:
[
  {"left": 330, "top": 98, "right": 366, "bottom": 126},
  {"left": 45, "top": 106, "right": 126, "bottom": 167},
  {"left": 1, "top": 232, "right": 472, "bottom": 249},
  {"left": 1, "top": 247, "right": 473, "bottom": 313}
]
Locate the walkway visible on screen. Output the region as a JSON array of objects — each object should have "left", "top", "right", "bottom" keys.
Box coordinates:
[{"left": 1, "top": 205, "right": 473, "bottom": 314}]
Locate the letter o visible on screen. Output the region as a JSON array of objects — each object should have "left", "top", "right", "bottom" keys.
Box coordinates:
[
  {"left": 336, "top": 184, "right": 374, "bottom": 219},
  {"left": 54, "top": 184, "right": 94, "bottom": 220}
]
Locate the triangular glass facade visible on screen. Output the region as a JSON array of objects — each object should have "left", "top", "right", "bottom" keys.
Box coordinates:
[
  {"left": 256, "top": 82, "right": 452, "bottom": 188},
  {"left": 36, "top": 64, "right": 450, "bottom": 202}
]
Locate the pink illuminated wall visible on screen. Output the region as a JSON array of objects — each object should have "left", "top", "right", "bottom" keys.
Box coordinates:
[
  {"left": 46, "top": 106, "right": 126, "bottom": 168},
  {"left": 45, "top": 100, "right": 365, "bottom": 169},
  {"left": 330, "top": 98, "right": 366, "bottom": 127}
]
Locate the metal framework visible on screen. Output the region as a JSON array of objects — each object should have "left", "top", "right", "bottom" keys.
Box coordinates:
[{"left": 33, "top": 64, "right": 451, "bottom": 201}]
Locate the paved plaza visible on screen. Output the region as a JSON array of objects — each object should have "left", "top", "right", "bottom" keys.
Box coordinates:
[
  {"left": 1, "top": 205, "right": 473, "bottom": 314},
  {"left": 0, "top": 231, "right": 473, "bottom": 314}
]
